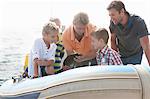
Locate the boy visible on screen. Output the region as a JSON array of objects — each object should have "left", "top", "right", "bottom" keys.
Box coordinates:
[
  {"left": 49, "top": 17, "right": 65, "bottom": 73},
  {"left": 91, "top": 28, "right": 122, "bottom": 65},
  {"left": 28, "top": 22, "right": 58, "bottom": 78}
]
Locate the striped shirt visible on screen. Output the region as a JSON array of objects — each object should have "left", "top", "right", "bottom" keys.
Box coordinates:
[
  {"left": 96, "top": 46, "right": 122, "bottom": 65},
  {"left": 53, "top": 41, "right": 64, "bottom": 72}
]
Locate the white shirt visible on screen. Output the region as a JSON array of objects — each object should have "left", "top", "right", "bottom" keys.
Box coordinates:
[{"left": 28, "top": 38, "right": 57, "bottom": 77}]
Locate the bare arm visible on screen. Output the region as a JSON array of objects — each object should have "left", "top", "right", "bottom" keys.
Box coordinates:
[
  {"left": 34, "top": 59, "right": 54, "bottom": 66},
  {"left": 140, "top": 35, "right": 150, "bottom": 66},
  {"left": 110, "top": 33, "right": 118, "bottom": 52},
  {"left": 84, "top": 49, "right": 97, "bottom": 60},
  {"left": 74, "top": 49, "right": 96, "bottom": 63},
  {"left": 66, "top": 50, "right": 74, "bottom": 56}
]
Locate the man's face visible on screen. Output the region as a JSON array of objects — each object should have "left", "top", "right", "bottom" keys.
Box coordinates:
[
  {"left": 108, "top": 8, "right": 123, "bottom": 25},
  {"left": 73, "top": 24, "right": 86, "bottom": 36}
]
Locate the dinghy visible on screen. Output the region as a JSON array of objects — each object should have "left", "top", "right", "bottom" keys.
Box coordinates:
[{"left": 0, "top": 65, "right": 150, "bottom": 99}]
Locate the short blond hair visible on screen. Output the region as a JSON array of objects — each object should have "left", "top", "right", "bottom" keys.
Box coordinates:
[
  {"left": 42, "top": 22, "right": 59, "bottom": 35},
  {"left": 73, "top": 12, "right": 89, "bottom": 25}
]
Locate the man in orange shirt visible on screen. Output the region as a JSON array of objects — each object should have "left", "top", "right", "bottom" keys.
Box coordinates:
[{"left": 62, "top": 12, "right": 97, "bottom": 67}]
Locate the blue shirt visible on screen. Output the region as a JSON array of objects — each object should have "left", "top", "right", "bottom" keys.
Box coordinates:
[{"left": 109, "top": 14, "right": 149, "bottom": 58}]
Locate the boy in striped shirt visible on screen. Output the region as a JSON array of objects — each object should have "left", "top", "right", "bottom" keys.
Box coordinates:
[{"left": 49, "top": 18, "right": 65, "bottom": 73}]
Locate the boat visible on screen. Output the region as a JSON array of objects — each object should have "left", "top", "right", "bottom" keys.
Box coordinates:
[{"left": 0, "top": 65, "right": 150, "bottom": 99}]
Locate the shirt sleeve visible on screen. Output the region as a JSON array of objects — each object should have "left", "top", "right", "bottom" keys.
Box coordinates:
[
  {"left": 136, "top": 19, "right": 149, "bottom": 38},
  {"left": 111, "top": 52, "right": 122, "bottom": 65},
  {"left": 32, "top": 39, "right": 40, "bottom": 60},
  {"left": 62, "top": 29, "right": 73, "bottom": 52}
]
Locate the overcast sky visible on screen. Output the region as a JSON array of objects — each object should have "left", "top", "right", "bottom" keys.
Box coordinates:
[{"left": 0, "top": 0, "right": 150, "bottom": 34}]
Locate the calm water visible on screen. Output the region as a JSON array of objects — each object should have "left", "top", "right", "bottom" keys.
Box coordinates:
[{"left": 0, "top": 30, "right": 41, "bottom": 85}]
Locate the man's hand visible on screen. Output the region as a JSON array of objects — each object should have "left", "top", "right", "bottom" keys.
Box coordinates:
[{"left": 74, "top": 55, "right": 86, "bottom": 63}]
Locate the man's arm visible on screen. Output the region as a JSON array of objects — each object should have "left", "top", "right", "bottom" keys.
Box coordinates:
[
  {"left": 74, "top": 49, "right": 96, "bottom": 63},
  {"left": 65, "top": 50, "right": 74, "bottom": 56},
  {"left": 110, "top": 33, "right": 118, "bottom": 52},
  {"left": 140, "top": 35, "right": 150, "bottom": 66},
  {"left": 62, "top": 29, "right": 74, "bottom": 56}
]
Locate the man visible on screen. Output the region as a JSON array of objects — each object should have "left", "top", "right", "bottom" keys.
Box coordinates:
[
  {"left": 62, "top": 12, "right": 97, "bottom": 67},
  {"left": 107, "top": 0, "right": 150, "bottom": 65}
]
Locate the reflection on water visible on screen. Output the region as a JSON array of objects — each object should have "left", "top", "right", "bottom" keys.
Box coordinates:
[{"left": 0, "top": 30, "right": 41, "bottom": 85}]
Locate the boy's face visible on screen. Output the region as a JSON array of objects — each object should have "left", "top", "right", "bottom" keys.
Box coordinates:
[
  {"left": 91, "top": 36, "right": 100, "bottom": 50},
  {"left": 44, "top": 32, "right": 58, "bottom": 43},
  {"left": 91, "top": 36, "right": 105, "bottom": 50}
]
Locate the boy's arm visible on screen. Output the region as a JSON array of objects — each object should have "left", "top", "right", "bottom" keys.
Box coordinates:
[
  {"left": 36, "top": 60, "right": 54, "bottom": 66},
  {"left": 32, "top": 39, "right": 40, "bottom": 60},
  {"left": 33, "top": 58, "right": 39, "bottom": 77}
]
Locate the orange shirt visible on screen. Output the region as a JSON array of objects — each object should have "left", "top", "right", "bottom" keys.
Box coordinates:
[{"left": 62, "top": 23, "right": 96, "bottom": 56}]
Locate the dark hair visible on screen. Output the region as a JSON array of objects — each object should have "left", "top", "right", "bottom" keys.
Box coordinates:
[
  {"left": 107, "top": 0, "right": 126, "bottom": 13},
  {"left": 91, "top": 28, "right": 109, "bottom": 44}
]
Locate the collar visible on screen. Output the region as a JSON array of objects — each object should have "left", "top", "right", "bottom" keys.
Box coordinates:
[
  {"left": 117, "top": 14, "right": 133, "bottom": 30},
  {"left": 126, "top": 14, "right": 133, "bottom": 29},
  {"left": 97, "top": 45, "right": 109, "bottom": 56}
]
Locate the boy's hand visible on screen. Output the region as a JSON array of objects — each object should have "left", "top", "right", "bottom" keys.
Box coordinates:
[
  {"left": 36, "top": 59, "right": 43, "bottom": 65},
  {"left": 62, "top": 65, "right": 71, "bottom": 71},
  {"left": 37, "top": 60, "right": 47, "bottom": 66},
  {"left": 33, "top": 59, "right": 44, "bottom": 66},
  {"left": 33, "top": 58, "right": 39, "bottom": 64}
]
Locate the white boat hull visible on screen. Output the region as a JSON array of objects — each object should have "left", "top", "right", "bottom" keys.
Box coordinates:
[{"left": 0, "top": 65, "right": 150, "bottom": 99}]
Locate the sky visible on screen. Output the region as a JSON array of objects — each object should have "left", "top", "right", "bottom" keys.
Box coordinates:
[{"left": 0, "top": 0, "right": 150, "bottom": 34}]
